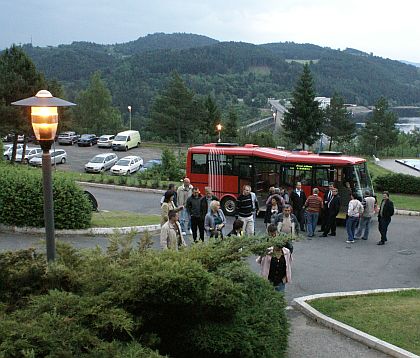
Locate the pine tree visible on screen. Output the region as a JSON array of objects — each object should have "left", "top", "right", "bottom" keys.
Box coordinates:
[
  {"left": 73, "top": 71, "right": 123, "bottom": 135},
  {"left": 223, "top": 107, "right": 239, "bottom": 142},
  {"left": 204, "top": 95, "right": 221, "bottom": 141},
  {"left": 323, "top": 93, "right": 355, "bottom": 150},
  {"left": 359, "top": 97, "right": 398, "bottom": 154},
  {"left": 149, "top": 72, "right": 194, "bottom": 145},
  {"left": 282, "top": 64, "right": 323, "bottom": 149}
]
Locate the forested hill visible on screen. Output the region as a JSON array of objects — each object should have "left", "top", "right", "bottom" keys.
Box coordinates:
[{"left": 18, "top": 33, "right": 420, "bottom": 113}]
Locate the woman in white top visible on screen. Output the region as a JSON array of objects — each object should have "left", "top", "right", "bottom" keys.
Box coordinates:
[{"left": 346, "top": 192, "right": 363, "bottom": 243}]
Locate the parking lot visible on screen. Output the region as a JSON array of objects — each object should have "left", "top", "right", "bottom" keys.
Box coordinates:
[{"left": 23, "top": 142, "right": 164, "bottom": 174}]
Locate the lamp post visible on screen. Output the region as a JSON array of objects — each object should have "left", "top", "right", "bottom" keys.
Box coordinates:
[
  {"left": 128, "top": 105, "right": 132, "bottom": 130},
  {"left": 216, "top": 123, "right": 222, "bottom": 143},
  {"left": 374, "top": 135, "right": 379, "bottom": 156},
  {"left": 12, "top": 90, "right": 75, "bottom": 262}
]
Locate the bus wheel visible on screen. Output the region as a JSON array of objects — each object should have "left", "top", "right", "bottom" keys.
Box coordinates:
[{"left": 221, "top": 196, "right": 236, "bottom": 216}]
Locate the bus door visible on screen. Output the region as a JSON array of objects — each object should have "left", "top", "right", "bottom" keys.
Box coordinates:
[
  {"left": 238, "top": 162, "right": 254, "bottom": 195},
  {"left": 313, "top": 165, "right": 333, "bottom": 199},
  {"left": 294, "top": 164, "right": 313, "bottom": 198},
  {"left": 254, "top": 161, "right": 280, "bottom": 210}
]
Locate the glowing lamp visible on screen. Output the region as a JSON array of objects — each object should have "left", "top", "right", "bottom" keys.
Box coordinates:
[
  {"left": 12, "top": 90, "right": 76, "bottom": 143},
  {"left": 216, "top": 124, "right": 222, "bottom": 132}
]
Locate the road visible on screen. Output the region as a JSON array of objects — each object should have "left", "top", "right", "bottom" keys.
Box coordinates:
[{"left": 1, "top": 187, "right": 419, "bottom": 358}]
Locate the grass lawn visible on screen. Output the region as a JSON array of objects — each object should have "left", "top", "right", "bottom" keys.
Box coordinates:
[
  {"left": 367, "top": 161, "right": 392, "bottom": 178},
  {"left": 309, "top": 290, "right": 420, "bottom": 355},
  {"left": 91, "top": 211, "right": 160, "bottom": 228},
  {"left": 392, "top": 193, "right": 420, "bottom": 211}
]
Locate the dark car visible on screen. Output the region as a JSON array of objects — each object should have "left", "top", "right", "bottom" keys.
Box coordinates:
[{"left": 77, "top": 134, "right": 97, "bottom": 147}]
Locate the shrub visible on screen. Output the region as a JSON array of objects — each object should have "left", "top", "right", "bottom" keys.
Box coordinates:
[
  {"left": 0, "top": 164, "right": 92, "bottom": 229},
  {"left": 0, "top": 236, "right": 289, "bottom": 357},
  {"left": 374, "top": 173, "right": 420, "bottom": 194}
]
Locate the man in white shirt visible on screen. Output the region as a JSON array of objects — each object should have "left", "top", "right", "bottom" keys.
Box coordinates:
[{"left": 355, "top": 190, "right": 376, "bottom": 240}]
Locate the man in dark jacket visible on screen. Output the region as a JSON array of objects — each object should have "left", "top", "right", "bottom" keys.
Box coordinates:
[
  {"left": 377, "top": 191, "right": 394, "bottom": 245},
  {"left": 235, "top": 185, "right": 255, "bottom": 235},
  {"left": 290, "top": 182, "right": 307, "bottom": 231},
  {"left": 187, "top": 187, "right": 204, "bottom": 242},
  {"left": 321, "top": 188, "right": 341, "bottom": 237},
  {"left": 200, "top": 186, "right": 218, "bottom": 220}
]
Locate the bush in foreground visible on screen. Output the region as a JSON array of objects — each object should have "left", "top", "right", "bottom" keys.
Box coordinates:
[
  {"left": 374, "top": 173, "right": 420, "bottom": 194},
  {"left": 0, "top": 163, "right": 92, "bottom": 229},
  {"left": 0, "top": 236, "right": 289, "bottom": 357}
]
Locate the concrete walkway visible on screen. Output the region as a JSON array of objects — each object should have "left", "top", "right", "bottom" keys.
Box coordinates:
[{"left": 377, "top": 158, "right": 420, "bottom": 177}]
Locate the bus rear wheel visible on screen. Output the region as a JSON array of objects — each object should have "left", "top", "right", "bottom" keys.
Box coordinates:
[{"left": 221, "top": 196, "right": 236, "bottom": 216}]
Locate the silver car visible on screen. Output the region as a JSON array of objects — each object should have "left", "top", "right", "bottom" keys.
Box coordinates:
[
  {"left": 110, "top": 155, "right": 143, "bottom": 175},
  {"left": 3, "top": 144, "right": 24, "bottom": 160},
  {"left": 85, "top": 153, "right": 118, "bottom": 173},
  {"left": 15, "top": 147, "right": 43, "bottom": 163},
  {"left": 97, "top": 135, "right": 115, "bottom": 148},
  {"left": 29, "top": 149, "right": 67, "bottom": 166}
]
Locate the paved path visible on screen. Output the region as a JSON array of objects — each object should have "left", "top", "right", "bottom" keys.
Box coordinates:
[{"left": 377, "top": 158, "right": 420, "bottom": 177}]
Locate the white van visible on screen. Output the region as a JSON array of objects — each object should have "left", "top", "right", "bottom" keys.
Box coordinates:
[{"left": 111, "top": 130, "right": 141, "bottom": 151}]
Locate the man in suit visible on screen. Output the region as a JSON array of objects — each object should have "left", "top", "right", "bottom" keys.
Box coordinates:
[
  {"left": 320, "top": 182, "right": 335, "bottom": 232},
  {"left": 290, "top": 182, "right": 307, "bottom": 231},
  {"left": 377, "top": 191, "right": 394, "bottom": 245},
  {"left": 321, "top": 187, "right": 341, "bottom": 237}
]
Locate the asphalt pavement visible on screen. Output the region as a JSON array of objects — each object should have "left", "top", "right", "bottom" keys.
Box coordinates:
[{"left": 1, "top": 187, "right": 419, "bottom": 357}]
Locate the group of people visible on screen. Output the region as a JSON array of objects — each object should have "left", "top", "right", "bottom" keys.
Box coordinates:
[{"left": 159, "top": 178, "right": 394, "bottom": 294}]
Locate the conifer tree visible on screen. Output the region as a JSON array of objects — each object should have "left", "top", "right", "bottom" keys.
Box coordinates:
[
  {"left": 73, "top": 71, "right": 123, "bottom": 135},
  {"left": 359, "top": 97, "right": 398, "bottom": 154},
  {"left": 223, "top": 107, "right": 239, "bottom": 142},
  {"left": 282, "top": 64, "right": 323, "bottom": 149},
  {"left": 323, "top": 93, "right": 355, "bottom": 150}
]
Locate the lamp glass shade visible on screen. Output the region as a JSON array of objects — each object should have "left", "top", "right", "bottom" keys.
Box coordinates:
[
  {"left": 31, "top": 106, "right": 58, "bottom": 141},
  {"left": 216, "top": 124, "right": 222, "bottom": 131}
]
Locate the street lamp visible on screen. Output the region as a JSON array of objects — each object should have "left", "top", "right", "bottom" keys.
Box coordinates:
[
  {"left": 12, "top": 90, "right": 76, "bottom": 262},
  {"left": 374, "top": 135, "right": 379, "bottom": 155},
  {"left": 272, "top": 111, "right": 277, "bottom": 122},
  {"left": 128, "top": 105, "right": 132, "bottom": 130},
  {"left": 216, "top": 123, "right": 222, "bottom": 143}
]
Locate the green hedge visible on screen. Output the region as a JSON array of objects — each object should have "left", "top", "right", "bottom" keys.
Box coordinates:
[
  {"left": 0, "top": 235, "right": 290, "bottom": 357},
  {"left": 0, "top": 163, "right": 92, "bottom": 229},
  {"left": 374, "top": 173, "right": 420, "bottom": 194}
]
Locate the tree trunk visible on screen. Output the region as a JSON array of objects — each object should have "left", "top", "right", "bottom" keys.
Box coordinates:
[
  {"left": 301, "top": 142, "right": 305, "bottom": 150},
  {"left": 329, "top": 137, "right": 333, "bottom": 151}
]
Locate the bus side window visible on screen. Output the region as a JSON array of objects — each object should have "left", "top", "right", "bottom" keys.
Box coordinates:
[
  {"left": 314, "top": 167, "right": 329, "bottom": 187},
  {"left": 191, "top": 154, "right": 208, "bottom": 174}
]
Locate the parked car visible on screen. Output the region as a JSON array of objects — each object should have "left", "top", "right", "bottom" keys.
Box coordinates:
[
  {"left": 29, "top": 149, "right": 67, "bottom": 166},
  {"left": 78, "top": 134, "right": 98, "bottom": 147},
  {"left": 112, "top": 130, "right": 141, "bottom": 151},
  {"left": 84, "top": 153, "right": 118, "bottom": 173},
  {"left": 139, "top": 159, "right": 162, "bottom": 172},
  {"left": 15, "top": 147, "right": 43, "bottom": 163},
  {"left": 57, "top": 131, "right": 79, "bottom": 145},
  {"left": 110, "top": 156, "right": 143, "bottom": 175},
  {"left": 3, "top": 143, "right": 24, "bottom": 160},
  {"left": 97, "top": 135, "right": 115, "bottom": 148}
]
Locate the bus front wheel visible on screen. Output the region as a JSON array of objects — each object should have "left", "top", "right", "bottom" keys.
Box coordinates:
[{"left": 221, "top": 196, "right": 236, "bottom": 216}]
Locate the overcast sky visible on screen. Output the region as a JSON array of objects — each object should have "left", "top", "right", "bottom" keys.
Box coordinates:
[{"left": 2, "top": 0, "right": 420, "bottom": 62}]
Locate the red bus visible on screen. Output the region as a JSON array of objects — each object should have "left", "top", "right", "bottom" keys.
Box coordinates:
[{"left": 186, "top": 143, "right": 373, "bottom": 218}]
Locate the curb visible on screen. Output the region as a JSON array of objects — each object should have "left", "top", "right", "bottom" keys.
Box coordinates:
[
  {"left": 0, "top": 224, "right": 161, "bottom": 236},
  {"left": 77, "top": 181, "right": 165, "bottom": 194},
  {"left": 293, "top": 288, "right": 420, "bottom": 358},
  {"left": 78, "top": 182, "right": 420, "bottom": 216}
]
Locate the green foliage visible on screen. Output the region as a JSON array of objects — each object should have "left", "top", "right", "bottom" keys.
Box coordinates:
[
  {"left": 0, "top": 163, "right": 92, "bottom": 229},
  {"left": 374, "top": 173, "right": 420, "bottom": 195},
  {"left": 238, "top": 130, "right": 276, "bottom": 147},
  {"left": 283, "top": 64, "right": 324, "bottom": 149},
  {"left": 323, "top": 93, "right": 355, "bottom": 150},
  {"left": 0, "top": 235, "right": 290, "bottom": 358},
  {"left": 73, "top": 71, "right": 123, "bottom": 135},
  {"left": 359, "top": 97, "right": 399, "bottom": 154},
  {"left": 161, "top": 148, "right": 184, "bottom": 181},
  {"left": 223, "top": 107, "right": 239, "bottom": 142}
]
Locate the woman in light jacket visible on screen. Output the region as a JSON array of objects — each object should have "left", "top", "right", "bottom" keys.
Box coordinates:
[
  {"left": 204, "top": 200, "right": 226, "bottom": 238},
  {"left": 256, "top": 244, "right": 292, "bottom": 292},
  {"left": 161, "top": 190, "right": 183, "bottom": 227}
]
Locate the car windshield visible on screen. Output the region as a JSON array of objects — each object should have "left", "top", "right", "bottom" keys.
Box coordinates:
[
  {"left": 90, "top": 157, "right": 105, "bottom": 163},
  {"left": 25, "top": 150, "right": 31, "bottom": 155},
  {"left": 116, "top": 159, "right": 130, "bottom": 166},
  {"left": 114, "top": 135, "right": 127, "bottom": 141},
  {"left": 59, "top": 133, "right": 70, "bottom": 137},
  {"left": 81, "top": 135, "right": 91, "bottom": 139},
  {"left": 99, "top": 136, "right": 109, "bottom": 141}
]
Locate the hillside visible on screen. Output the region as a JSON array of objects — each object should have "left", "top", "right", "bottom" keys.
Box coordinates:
[{"left": 17, "top": 33, "right": 420, "bottom": 115}]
